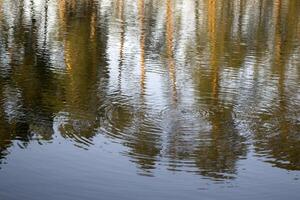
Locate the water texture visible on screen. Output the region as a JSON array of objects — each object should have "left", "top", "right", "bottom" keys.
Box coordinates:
[{"left": 0, "top": 0, "right": 299, "bottom": 199}]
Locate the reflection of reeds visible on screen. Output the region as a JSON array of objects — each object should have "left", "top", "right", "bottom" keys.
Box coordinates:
[
  {"left": 273, "top": 0, "right": 285, "bottom": 102},
  {"left": 139, "top": 0, "right": 146, "bottom": 96},
  {"left": 208, "top": 0, "right": 219, "bottom": 100},
  {"left": 58, "top": 0, "right": 71, "bottom": 71},
  {"left": 274, "top": 0, "right": 282, "bottom": 65},
  {"left": 0, "top": 1, "right": 3, "bottom": 23},
  {"left": 90, "top": 12, "right": 96, "bottom": 40},
  {"left": 58, "top": 0, "right": 67, "bottom": 34},
  {"left": 274, "top": 0, "right": 288, "bottom": 136},
  {"left": 166, "top": 0, "right": 177, "bottom": 103},
  {"left": 117, "top": 0, "right": 124, "bottom": 19},
  {"left": 118, "top": 0, "right": 125, "bottom": 92}
]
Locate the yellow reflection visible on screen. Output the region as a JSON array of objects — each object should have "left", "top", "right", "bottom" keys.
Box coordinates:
[
  {"left": 273, "top": 0, "right": 284, "bottom": 99},
  {"left": 58, "top": 0, "right": 73, "bottom": 71},
  {"left": 273, "top": 0, "right": 288, "bottom": 136},
  {"left": 90, "top": 12, "right": 96, "bottom": 40},
  {"left": 58, "top": 0, "right": 67, "bottom": 35},
  {"left": 166, "top": 0, "right": 177, "bottom": 103},
  {"left": 274, "top": 0, "right": 282, "bottom": 65},
  {"left": 208, "top": 0, "right": 219, "bottom": 100}
]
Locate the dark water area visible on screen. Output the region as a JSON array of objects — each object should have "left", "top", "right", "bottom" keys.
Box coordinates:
[{"left": 0, "top": 0, "right": 299, "bottom": 199}]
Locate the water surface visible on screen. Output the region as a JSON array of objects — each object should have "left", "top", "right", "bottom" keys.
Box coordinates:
[{"left": 0, "top": 0, "right": 299, "bottom": 199}]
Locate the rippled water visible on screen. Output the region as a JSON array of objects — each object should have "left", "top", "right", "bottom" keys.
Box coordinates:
[{"left": 0, "top": 0, "right": 299, "bottom": 199}]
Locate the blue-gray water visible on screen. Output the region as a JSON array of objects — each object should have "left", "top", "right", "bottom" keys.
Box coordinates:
[{"left": 0, "top": 0, "right": 299, "bottom": 199}]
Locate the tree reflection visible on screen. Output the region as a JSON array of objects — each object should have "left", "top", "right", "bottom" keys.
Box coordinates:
[
  {"left": 0, "top": 0, "right": 299, "bottom": 179},
  {"left": 192, "top": 0, "right": 247, "bottom": 180},
  {"left": 252, "top": 0, "right": 300, "bottom": 170},
  {"left": 56, "top": 0, "right": 109, "bottom": 146},
  {"left": 0, "top": 0, "right": 56, "bottom": 164},
  {"left": 123, "top": 0, "right": 162, "bottom": 175}
]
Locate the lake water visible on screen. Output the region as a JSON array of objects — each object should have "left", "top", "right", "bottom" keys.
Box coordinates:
[{"left": 0, "top": 0, "right": 299, "bottom": 199}]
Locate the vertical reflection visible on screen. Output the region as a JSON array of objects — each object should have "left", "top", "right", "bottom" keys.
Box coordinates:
[
  {"left": 193, "top": 0, "right": 247, "bottom": 180},
  {"left": 274, "top": 0, "right": 282, "bottom": 68},
  {"left": 275, "top": 0, "right": 290, "bottom": 165},
  {"left": 253, "top": 0, "right": 300, "bottom": 170},
  {"left": 164, "top": 0, "right": 189, "bottom": 171},
  {"left": 14, "top": 0, "right": 55, "bottom": 141},
  {"left": 166, "top": 0, "right": 177, "bottom": 103},
  {"left": 124, "top": 0, "right": 161, "bottom": 176},
  {"left": 194, "top": 0, "right": 200, "bottom": 53},
  {"left": 57, "top": 0, "right": 108, "bottom": 146},
  {"left": 58, "top": 0, "right": 67, "bottom": 36},
  {"left": 0, "top": 0, "right": 3, "bottom": 25},
  {"left": 225, "top": 0, "right": 247, "bottom": 69},
  {"left": 117, "top": 0, "right": 125, "bottom": 92},
  {"left": 0, "top": 0, "right": 59, "bottom": 154},
  {"left": 42, "top": 0, "right": 49, "bottom": 50},
  {"left": 0, "top": 67, "right": 10, "bottom": 167},
  {"left": 139, "top": 0, "right": 146, "bottom": 97},
  {"left": 207, "top": 0, "right": 218, "bottom": 100}
]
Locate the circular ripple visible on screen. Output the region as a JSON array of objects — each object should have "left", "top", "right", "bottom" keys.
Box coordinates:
[{"left": 98, "top": 97, "right": 163, "bottom": 144}]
